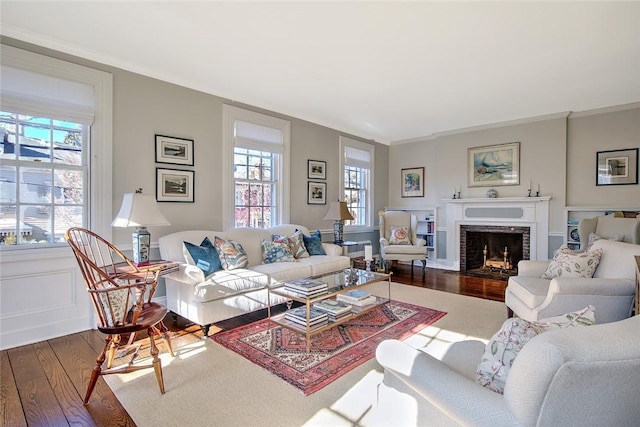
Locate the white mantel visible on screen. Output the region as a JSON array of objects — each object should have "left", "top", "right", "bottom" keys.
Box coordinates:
[{"left": 443, "top": 197, "right": 551, "bottom": 270}]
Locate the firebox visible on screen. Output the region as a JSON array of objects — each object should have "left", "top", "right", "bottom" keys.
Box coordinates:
[{"left": 460, "top": 225, "right": 530, "bottom": 278}]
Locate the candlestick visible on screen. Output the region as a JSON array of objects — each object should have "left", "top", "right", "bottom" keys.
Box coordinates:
[{"left": 364, "top": 245, "right": 373, "bottom": 261}]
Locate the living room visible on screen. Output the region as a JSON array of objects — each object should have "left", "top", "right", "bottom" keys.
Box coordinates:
[{"left": 1, "top": 2, "right": 640, "bottom": 426}]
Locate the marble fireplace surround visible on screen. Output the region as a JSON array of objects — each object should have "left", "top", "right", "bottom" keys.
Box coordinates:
[{"left": 443, "top": 197, "right": 551, "bottom": 271}]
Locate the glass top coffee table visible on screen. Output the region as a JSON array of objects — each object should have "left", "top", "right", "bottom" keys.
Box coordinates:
[{"left": 267, "top": 269, "right": 391, "bottom": 351}]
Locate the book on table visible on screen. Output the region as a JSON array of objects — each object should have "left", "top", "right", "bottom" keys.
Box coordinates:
[
  {"left": 312, "top": 299, "right": 352, "bottom": 316},
  {"left": 337, "top": 293, "right": 378, "bottom": 307},
  {"left": 284, "top": 307, "right": 329, "bottom": 325},
  {"left": 284, "top": 278, "right": 328, "bottom": 292},
  {"left": 284, "top": 288, "right": 328, "bottom": 299},
  {"left": 339, "top": 289, "right": 371, "bottom": 300}
]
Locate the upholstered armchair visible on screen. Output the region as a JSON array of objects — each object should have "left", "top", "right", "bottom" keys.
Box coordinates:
[
  {"left": 505, "top": 239, "right": 640, "bottom": 323},
  {"left": 578, "top": 215, "right": 640, "bottom": 250},
  {"left": 375, "top": 314, "right": 640, "bottom": 426},
  {"left": 379, "top": 210, "right": 427, "bottom": 275}
]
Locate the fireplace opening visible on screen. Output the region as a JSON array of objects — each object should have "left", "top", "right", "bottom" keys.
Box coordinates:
[{"left": 460, "top": 225, "right": 530, "bottom": 280}]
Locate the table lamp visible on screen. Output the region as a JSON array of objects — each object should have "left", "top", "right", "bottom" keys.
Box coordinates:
[
  {"left": 322, "top": 201, "right": 354, "bottom": 244},
  {"left": 112, "top": 189, "right": 170, "bottom": 266}
]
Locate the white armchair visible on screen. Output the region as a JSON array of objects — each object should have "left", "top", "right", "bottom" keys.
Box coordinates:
[
  {"left": 379, "top": 210, "right": 427, "bottom": 275},
  {"left": 505, "top": 239, "right": 640, "bottom": 323},
  {"left": 375, "top": 315, "right": 640, "bottom": 427},
  {"left": 578, "top": 215, "right": 640, "bottom": 250}
]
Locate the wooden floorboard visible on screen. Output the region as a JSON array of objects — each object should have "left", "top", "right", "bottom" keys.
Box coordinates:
[{"left": 0, "top": 267, "right": 507, "bottom": 426}]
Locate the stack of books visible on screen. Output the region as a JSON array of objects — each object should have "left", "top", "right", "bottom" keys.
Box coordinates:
[
  {"left": 312, "top": 299, "right": 353, "bottom": 322},
  {"left": 337, "top": 289, "right": 378, "bottom": 308},
  {"left": 284, "top": 307, "right": 328, "bottom": 330},
  {"left": 284, "top": 278, "right": 328, "bottom": 298}
]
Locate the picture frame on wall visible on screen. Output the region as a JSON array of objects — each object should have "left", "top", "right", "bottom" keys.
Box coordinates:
[
  {"left": 308, "top": 160, "right": 326, "bottom": 180},
  {"left": 596, "top": 148, "right": 638, "bottom": 186},
  {"left": 467, "top": 142, "right": 520, "bottom": 187},
  {"left": 156, "top": 168, "right": 194, "bottom": 202},
  {"left": 401, "top": 167, "right": 425, "bottom": 198},
  {"left": 155, "top": 134, "right": 194, "bottom": 166},
  {"left": 307, "top": 181, "right": 326, "bottom": 204}
]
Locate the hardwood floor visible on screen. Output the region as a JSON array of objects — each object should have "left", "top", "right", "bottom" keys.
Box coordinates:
[{"left": 1, "top": 267, "right": 507, "bottom": 426}]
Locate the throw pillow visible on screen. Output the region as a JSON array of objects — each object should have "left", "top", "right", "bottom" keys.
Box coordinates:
[
  {"left": 388, "top": 226, "right": 411, "bottom": 245},
  {"left": 585, "top": 233, "right": 624, "bottom": 252},
  {"left": 213, "top": 236, "right": 249, "bottom": 270},
  {"left": 272, "top": 230, "right": 309, "bottom": 259},
  {"left": 476, "top": 305, "right": 595, "bottom": 394},
  {"left": 98, "top": 282, "right": 133, "bottom": 327},
  {"left": 184, "top": 237, "right": 222, "bottom": 277},
  {"left": 541, "top": 246, "right": 602, "bottom": 279},
  {"left": 301, "top": 229, "right": 326, "bottom": 255},
  {"left": 261, "top": 238, "right": 295, "bottom": 264}
]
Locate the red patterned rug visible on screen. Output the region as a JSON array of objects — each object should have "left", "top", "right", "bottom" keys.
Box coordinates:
[{"left": 212, "top": 301, "right": 446, "bottom": 395}]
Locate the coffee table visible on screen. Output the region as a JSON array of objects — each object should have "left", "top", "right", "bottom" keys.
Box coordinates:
[{"left": 267, "top": 269, "right": 391, "bottom": 351}]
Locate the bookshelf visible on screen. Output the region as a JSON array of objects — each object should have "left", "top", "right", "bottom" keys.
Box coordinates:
[{"left": 565, "top": 207, "right": 640, "bottom": 250}]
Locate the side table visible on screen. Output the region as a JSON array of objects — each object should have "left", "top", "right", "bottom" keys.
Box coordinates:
[{"left": 339, "top": 240, "right": 359, "bottom": 256}]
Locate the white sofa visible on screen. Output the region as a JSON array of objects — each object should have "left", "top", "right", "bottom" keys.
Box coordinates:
[
  {"left": 158, "top": 224, "right": 350, "bottom": 335},
  {"left": 375, "top": 314, "right": 640, "bottom": 427},
  {"left": 505, "top": 239, "right": 640, "bottom": 324}
]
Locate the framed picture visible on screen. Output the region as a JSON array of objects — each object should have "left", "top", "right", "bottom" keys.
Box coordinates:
[
  {"left": 596, "top": 148, "right": 638, "bottom": 186},
  {"left": 307, "top": 181, "right": 326, "bottom": 204},
  {"left": 401, "top": 167, "right": 425, "bottom": 198},
  {"left": 468, "top": 142, "right": 520, "bottom": 187},
  {"left": 155, "top": 134, "right": 194, "bottom": 166},
  {"left": 156, "top": 168, "right": 194, "bottom": 202},
  {"left": 308, "top": 160, "right": 326, "bottom": 180}
]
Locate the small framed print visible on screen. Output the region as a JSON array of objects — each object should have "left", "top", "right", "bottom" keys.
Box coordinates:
[
  {"left": 596, "top": 148, "right": 638, "bottom": 186},
  {"left": 308, "top": 160, "right": 326, "bottom": 180},
  {"left": 156, "top": 168, "right": 194, "bottom": 202},
  {"left": 401, "top": 167, "right": 425, "bottom": 198},
  {"left": 155, "top": 134, "right": 194, "bottom": 166},
  {"left": 307, "top": 181, "right": 326, "bottom": 204}
]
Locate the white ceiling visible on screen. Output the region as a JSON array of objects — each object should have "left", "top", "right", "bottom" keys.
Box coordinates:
[{"left": 1, "top": 1, "right": 639, "bottom": 144}]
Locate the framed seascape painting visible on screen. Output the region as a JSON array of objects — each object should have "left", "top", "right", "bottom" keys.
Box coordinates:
[
  {"left": 308, "top": 160, "right": 326, "bottom": 180},
  {"left": 307, "top": 181, "right": 326, "bottom": 204},
  {"left": 468, "top": 142, "right": 520, "bottom": 187},
  {"left": 401, "top": 167, "right": 424, "bottom": 198},
  {"left": 155, "top": 134, "right": 194, "bottom": 166},
  {"left": 156, "top": 168, "right": 194, "bottom": 202},
  {"left": 596, "top": 148, "right": 638, "bottom": 186}
]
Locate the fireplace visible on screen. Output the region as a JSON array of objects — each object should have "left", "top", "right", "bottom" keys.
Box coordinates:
[{"left": 460, "top": 225, "right": 530, "bottom": 278}]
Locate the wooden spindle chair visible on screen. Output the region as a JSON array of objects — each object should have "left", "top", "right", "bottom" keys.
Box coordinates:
[{"left": 65, "top": 227, "right": 174, "bottom": 405}]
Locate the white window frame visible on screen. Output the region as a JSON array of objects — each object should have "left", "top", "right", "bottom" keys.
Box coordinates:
[
  {"left": 339, "top": 136, "right": 375, "bottom": 230},
  {"left": 222, "top": 105, "right": 290, "bottom": 229},
  {"left": 0, "top": 45, "right": 113, "bottom": 256}
]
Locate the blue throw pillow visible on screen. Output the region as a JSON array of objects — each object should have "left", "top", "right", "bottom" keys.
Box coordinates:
[
  {"left": 301, "top": 229, "right": 326, "bottom": 255},
  {"left": 184, "top": 237, "right": 222, "bottom": 277}
]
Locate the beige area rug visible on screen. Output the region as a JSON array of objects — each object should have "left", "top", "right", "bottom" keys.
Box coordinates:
[{"left": 104, "top": 283, "right": 507, "bottom": 427}]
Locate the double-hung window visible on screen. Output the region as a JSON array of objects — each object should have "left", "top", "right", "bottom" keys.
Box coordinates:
[
  {"left": 340, "top": 136, "right": 374, "bottom": 228},
  {"left": 223, "top": 106, "right": 290, "bottom": 229}
]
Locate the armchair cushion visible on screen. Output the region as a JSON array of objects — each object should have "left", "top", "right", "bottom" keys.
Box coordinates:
[
  {"left": 541, "top": 246, "right": 602, "bottom": 279},
  {"left": 388, "top": 226, "right": 411, "bottom": 245},
  {"left": 476, "top": 305, "right": 595, "bottom": 394}
]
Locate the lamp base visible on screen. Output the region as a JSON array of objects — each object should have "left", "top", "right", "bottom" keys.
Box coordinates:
[
  {"left": 132, "top": 227, "right": 151, "bottom": 266},
  {"left": 333, "top": 221, "right": 344, "bottom": 245}
]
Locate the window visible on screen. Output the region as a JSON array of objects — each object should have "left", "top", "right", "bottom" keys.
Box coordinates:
[
  {"left": 0, "top": 112, "right": 87, "bottom": 245},
  {"left": 223, "top": 106, "right": 290, "bottom": 229},
  {"left": 340, "top": 137, "right": 374, "bottom": 228}
]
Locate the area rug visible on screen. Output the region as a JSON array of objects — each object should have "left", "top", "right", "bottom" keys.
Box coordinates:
[{"left": 212, "top": 301, "right": 445, "bottom": 395}]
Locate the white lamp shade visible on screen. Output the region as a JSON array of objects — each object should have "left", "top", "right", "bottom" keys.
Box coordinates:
[
  {"left": 112, "top": 193, "right": 170, "bottom": 228},
  {"left": 322, "top": 201, "right": 354, "bottom": 221}
]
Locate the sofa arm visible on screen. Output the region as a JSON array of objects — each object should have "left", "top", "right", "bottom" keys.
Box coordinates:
[
  {"left": 321, "top": 242, "right": 343, "bottom": 256},
  {"left": 376, "top": 340, "right": 520, "bottom": 427},
  {"left": 517, "top": 260, "right": 550, "bottom": 277},
  {"left": 548, "top": 277, "right": 635, "bottom": 296}
]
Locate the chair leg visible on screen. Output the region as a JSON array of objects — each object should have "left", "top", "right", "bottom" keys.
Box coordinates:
[
  {"left": 148, "top": 328, "right": 165, "bottom": 394},
  {"left": 84, "top": 335, "right": 112, "bottom": 405},
  {"left": 155, "top": 321, "right": 175, "bottom": 357},
  {"left": 507, "top": 307, "right": 514, "bottom": 318},
  {"left": 106, "top": 334, "right": 120, "bottom": 369}
]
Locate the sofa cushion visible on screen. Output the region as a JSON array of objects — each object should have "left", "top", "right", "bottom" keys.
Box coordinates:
[
  {"left": 302, "top": 229, "right": 326, "bottom": 255},
  {"left": 296, "top": 255, "right": 351, "bottom": 277},
  {"left": 252, "top": 261, "right": 312, "bottom": 283},
  {"left": 541, "top": 246, "right": 602, "bottom": 279},
  {"left": 476, "top": 305, "right": 595, "bottom": 394},
  {"left": 272, "top": 230, "right": 309, "bottom": 259},
  {"left": 261, "top": 238, "right": 295, "bottom": 264},
  {"left": 183, "top": 237, "right": 222, "bottom": 276},
  {"left": 506, "top": 276, "right": 550, "bottom": 308},
  {"left": 192, "top": 269, "right": 270, "bottom": 303},
  {"left": 213, "top": 236, "right": 249, "bottom": 270},
  {"left": 388, "top": 226, "right": 411, "bottom": 245}
]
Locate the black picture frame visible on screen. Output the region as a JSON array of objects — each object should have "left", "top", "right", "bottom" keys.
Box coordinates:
[
  {"left": 307, "top": 181, "right": 326, "bottom": 204},
  {"left": 156, "top": 168, "right": 195, "bottom": 202},
  {"left": 596, "top": 148, "right": 638, "bottom": 186},
  {"left": 307, "top": 160, "right": 326, "bottom": 180},
  {"left": 155, "top": 134, "right": 194, "bottom": 166}
]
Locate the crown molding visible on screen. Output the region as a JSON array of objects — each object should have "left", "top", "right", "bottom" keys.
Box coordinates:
[{"left": 568, "top": 102, "right": 640, "bottom": 118}]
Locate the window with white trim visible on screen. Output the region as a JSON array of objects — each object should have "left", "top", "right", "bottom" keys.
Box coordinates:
[
  {"left": 340, "top": 137, "right": 374, "bottom": 228},
  {"left": 223, "top": 106, "right": 290, "bottom": 228}
]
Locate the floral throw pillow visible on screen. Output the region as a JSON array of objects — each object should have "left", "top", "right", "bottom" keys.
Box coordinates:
[
  {"left": 213, "top": 236, "right": 249, "bottom": 270},
  {"left": 541, "top": 245, "right": 602, "bottom": 279},
  {"left": 476, "top": 305, "right": 595, "bottom": 394},
  {"left": 261, "top": 238, "right": 295, "bottom": 264},
  {"left": 585, "top": 233, "right": 624, "bottom": 251},
  {"left": 388, "top": 226, "right": 411, "bottom": 245},
  {"left": 272, "top": 231, "right": 309, "bottom": 259}
]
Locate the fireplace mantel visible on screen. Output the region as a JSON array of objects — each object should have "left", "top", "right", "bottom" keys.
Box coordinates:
[{"left": 443, "top": 196, "right": 551, "bottom": 270}]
